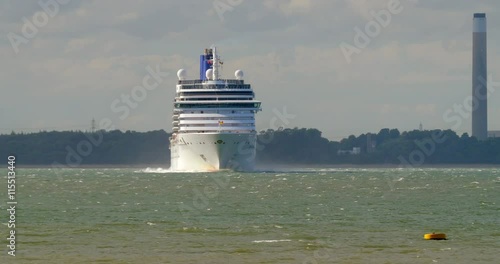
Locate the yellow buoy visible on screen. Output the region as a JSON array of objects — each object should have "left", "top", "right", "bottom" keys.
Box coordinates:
[{"left": 424, "top": 233, "right": 447, "bottom": 240}]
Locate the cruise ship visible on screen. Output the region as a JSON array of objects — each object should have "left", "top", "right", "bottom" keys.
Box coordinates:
[{"left": 169, "top": 47, "right": 261, "bottom": 171}]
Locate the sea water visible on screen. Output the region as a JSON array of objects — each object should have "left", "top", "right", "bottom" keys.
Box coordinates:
[{"left": 0, "top": 168, "right": 499, "bottom": 263}]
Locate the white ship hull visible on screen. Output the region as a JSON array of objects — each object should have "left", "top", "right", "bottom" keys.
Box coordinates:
[
  {"left": 170, "top": 133, "right": 256, "bottom": 171},
  {"left": 170, "top": 47, "right": 261, "bottom": 172}
]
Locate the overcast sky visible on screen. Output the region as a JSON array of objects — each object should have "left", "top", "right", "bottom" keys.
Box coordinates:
[{"left": 1, "top": 0, "right": 499, "bottom": 140}]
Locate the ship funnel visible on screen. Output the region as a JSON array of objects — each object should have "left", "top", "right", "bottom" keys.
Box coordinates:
[{"left": 200, "top": 48, "right": 213, "bottom": 80}]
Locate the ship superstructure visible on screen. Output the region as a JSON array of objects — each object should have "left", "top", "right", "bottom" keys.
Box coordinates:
[{"left": 170, "top": 47, "right": 261, "bottom": 171}]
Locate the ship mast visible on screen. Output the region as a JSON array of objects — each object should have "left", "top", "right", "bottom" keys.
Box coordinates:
[{"left": 212, "top": 46, "right": 220, "bottom": 80}]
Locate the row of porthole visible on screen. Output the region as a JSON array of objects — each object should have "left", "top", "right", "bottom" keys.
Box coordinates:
[
  {"left": 187, "top": 111, "right": 255, "bottom": 114},
  {"left": 183, "top": 141, "right": 226, "bottom": 145},
  {"left": 183, "top": 141, "right": 251, "bottom": 145},
  {"left": 183, "top": 142, "right": 225, "bottom": 145}
]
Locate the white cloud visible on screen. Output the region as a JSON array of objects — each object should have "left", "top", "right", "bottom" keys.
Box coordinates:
[
  {"left": 1, "top": 0, "right": 500, "bottom": 138},
  {"left": 415, "top": 104, "right": 437, "bottom": 115},
  {"left": 115, "top": 12, "right": 139, "bottom": 23},
  {"left": 64, "top": 37, "right": 96, "bottom": 53}
]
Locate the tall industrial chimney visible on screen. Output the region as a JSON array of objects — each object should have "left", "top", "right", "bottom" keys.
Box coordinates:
[{"left": 472, "top": 13, "right": 488, "bottom": 140}]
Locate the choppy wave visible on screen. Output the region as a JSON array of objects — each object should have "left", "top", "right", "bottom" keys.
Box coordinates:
[
  {"left": 138, "top": 167, "right": 237, "bottom": 173},
  {"left": 138, "top": 167, "right": 325, "bottom": 174},
  {"left": 138, "top": 167, "right": 171, "bottom": 173},
  {"left": 10, "top": 168, "right": 500, "bottom": 263},
  {"left": 252, "top": 239, "right": 292, "bottom": 243}
]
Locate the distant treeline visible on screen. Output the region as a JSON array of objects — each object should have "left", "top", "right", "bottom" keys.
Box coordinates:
[
  {"left": 1, "top": 128, "right": 500, "bottom": 166},
  {"left": 257, "top": 128, "right": 500, "bottom": 165}
]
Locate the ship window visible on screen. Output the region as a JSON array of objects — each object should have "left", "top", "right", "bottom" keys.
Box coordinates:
[{"left": 176, "top": 103, "right": 260, "bottom": 109}]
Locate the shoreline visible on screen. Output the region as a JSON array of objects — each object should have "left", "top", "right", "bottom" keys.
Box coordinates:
[
  {"left": 10, "top": 163, "right": 500, "bottom": 169},
  {"left": 257, "top": 163, "right": 500, "bottom": 169},
  {"left": 16, "top": 164, "right": 169, "bottom": 169}
]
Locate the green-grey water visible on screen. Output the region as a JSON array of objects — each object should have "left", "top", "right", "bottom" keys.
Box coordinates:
[{"left": 1, "top": 168, "right": 499, "bottom": 263}]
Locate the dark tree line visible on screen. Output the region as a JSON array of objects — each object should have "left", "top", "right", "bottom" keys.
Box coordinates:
[
  {"left": 0, "top": 130, "right": 169, "bottom": 165},
  {"left": 1, "top": 128, "right": 499, "bottom": 166},
  {"left": 256, "top": 128, "right": 500, "bottom": 164}
]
